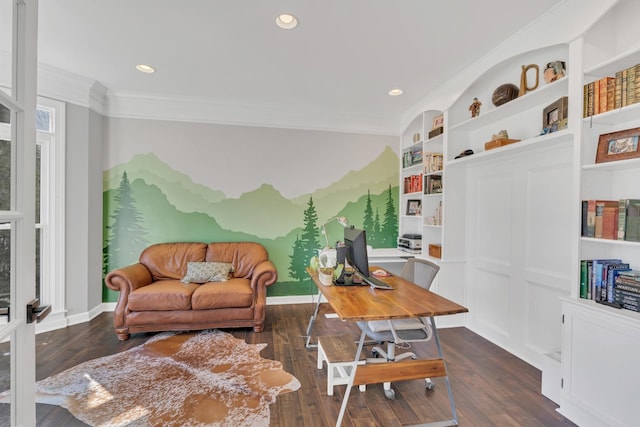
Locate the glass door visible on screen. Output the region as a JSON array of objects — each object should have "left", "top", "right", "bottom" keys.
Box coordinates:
[{"left": 0, "top": 1, "right": 40, "bottom": 425}]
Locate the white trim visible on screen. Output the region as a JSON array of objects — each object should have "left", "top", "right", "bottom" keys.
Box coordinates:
[
  {"left": 266, "top": 295, "right": 316, "bottom": 305},
  {"left": 36, "top": 97, "right": 66, "bottom": 316},
  {"left": 37, "top": 63, "right": 107, "bottom": 115},
  {"left": 35, "top": 298, "right": 312, "bottom": 335},
  {"left": 4, "top": 51, "right": 395, "bottom": 134},
  {"left": 106, "top": 90, "right": 397, "bottom": 135}
]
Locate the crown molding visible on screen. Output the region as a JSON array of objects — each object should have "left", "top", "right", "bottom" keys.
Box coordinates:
[
  {"left": 106, "top": 91, "right": 398, "bottom": 135},
  {"left": 37, "top": 63, "right": 107, "bottom": 114},
  {"left": 3, "top": 50, "right": 397, "bottom": 134}
]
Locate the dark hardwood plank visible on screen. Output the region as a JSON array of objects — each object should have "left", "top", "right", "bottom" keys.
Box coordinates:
[{"left": 0, "top": 303, "right": 576, "bottom": 426}]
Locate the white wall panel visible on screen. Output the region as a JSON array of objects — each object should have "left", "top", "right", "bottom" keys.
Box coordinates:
[{"left": 465, "top": 145, "right": 573, "bottom": 368}]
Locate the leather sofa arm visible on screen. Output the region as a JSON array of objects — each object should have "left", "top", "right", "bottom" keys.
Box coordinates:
[
  {"left": 250, "top": 259, "right": 278, "bottom": 290},
  {"left": 105, "top": 263, "right": 153, "bottom": 293}
]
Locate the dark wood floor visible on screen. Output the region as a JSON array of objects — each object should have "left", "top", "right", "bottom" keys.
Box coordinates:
[{"left": 4, "top": 303, "right": 576, "bottom": 426}]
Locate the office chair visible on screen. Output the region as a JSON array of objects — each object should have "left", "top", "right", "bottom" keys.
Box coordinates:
[{"left": 357, "top": 258, "right": 440, "bottom": 399}]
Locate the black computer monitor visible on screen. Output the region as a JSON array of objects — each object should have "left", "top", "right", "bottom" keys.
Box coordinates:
[{"left": 344, "top": 226, "right": 370, "bottom": 278}]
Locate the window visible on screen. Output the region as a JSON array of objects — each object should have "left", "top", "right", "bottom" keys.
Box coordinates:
[
  {"left": 34, "top": 98, "right": 66, "bottom": 328},
  {"left": 0, "top": 97, "right": 65, "bottom": 327}
]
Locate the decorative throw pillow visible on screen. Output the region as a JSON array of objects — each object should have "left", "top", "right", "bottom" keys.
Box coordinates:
[{"left": 181, "top": 262, "right": 233, "bottom": 283}]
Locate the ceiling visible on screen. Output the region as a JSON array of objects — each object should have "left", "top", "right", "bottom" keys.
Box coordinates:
[{"left": 5, "top": 0, "right": 565, "bottom": 134}]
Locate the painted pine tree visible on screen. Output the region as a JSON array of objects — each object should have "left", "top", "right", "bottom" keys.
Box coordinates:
[
  {"left": 288, "top": 196, "right": 321, "bottom": 282},
  {"left": 380, "top": 185, "right": 398, "bottom": 247},
  {"left": 104, "top": 171, "right": 149, "bottom": 273},
  {"left": 362, "top": 190, "right": 375, "bottom": 246}
]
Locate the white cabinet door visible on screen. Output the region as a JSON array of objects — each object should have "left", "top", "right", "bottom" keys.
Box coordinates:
[{"left": 560, "top": 299, "right": 640, "bottom": 427}]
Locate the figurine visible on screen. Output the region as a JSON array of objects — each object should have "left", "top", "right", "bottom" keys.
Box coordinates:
[
  {"left": 491, "top": 130, "right": 509, "bottom": 140},
  {"left": 469, "top": 98, "right": 482, "bottom": 117},
  {"left": 544, "top": 61, "right": 566, "bottom": 83}
]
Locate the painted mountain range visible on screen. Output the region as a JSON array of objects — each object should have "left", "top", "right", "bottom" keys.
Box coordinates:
[{"left": 103, "top": 147, "right": 399, "bottom": 297}]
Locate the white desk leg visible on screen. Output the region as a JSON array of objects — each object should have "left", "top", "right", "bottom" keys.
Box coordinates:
[
  {"left": 335, "top": 327, "right": 367, "bottom": 427},
  {"left": 305, "top": 289, "right": 323, "bottom": 348},
  {"left": 429, "top": 316, "right": 459, "bottom": 426}
]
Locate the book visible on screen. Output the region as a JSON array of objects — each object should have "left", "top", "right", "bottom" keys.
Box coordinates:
[
  {"left": 581, "top": 200, "right": 588, "bottom": 236},
  {"left": 607, "top": 76, "right": 616, "bottom": 111},
  {"left": 614, "top": 288, "right": 640, "bottom": 309},
  {"left": 614, "top": 70, "right": 623, "bottom": 109},
  {"left": 585, "top": 81, "right": 595, "bottom": 117},
  {"left": 617, "top": 269, "right": 640, "bottom": 281},
  {"left": 627, "top": 64, "right": 636, "bottom": 106},
  {"left": 598, "top": 77, "right": 615, "bottom": 113},
  {"left": 591, "top": 259, "right": 621, "bottom": 302},
  {"left": 635, "top": 63, "right": 640, "bottom": 104},
  {"left": 621, "top": 68, "right": 628, "bottom": 107},
  {"left": 625, "top": 199, "right": 640, "bottom": 242},
  {"left": 580, "top": 259, "right": 588, "bottom": 299},
  {"left": 615, "top": 280, "right": 640, "bottom": 295},
  {"left": 606, "top": 263, "right": 630, "bottom": 302},
  {"left": 601, "top": 202, "right": 619, "bottom": 240},
  {"left": 586, "top": 200, "right": 596, "bottom": 238},
  {"left": 594, "top": 200, "right": 618, "bottom": 239},
  {"left": 618, "top": 199, "right": 627, "bottom": 240},
  {"left": 593, "top": 78, "right": 600, "bottom": 115},
  {"left": 586, "top": 259, "right": 593, "bottom": 299}
]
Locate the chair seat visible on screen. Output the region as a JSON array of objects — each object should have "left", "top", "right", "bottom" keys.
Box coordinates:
[{"left": 367, "top": 318, "right": 426, "bottom": 332}]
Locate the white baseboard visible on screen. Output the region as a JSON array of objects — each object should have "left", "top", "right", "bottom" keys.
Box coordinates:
[{"left": 35, "top": 298, "right": 316, "bottom": 335}]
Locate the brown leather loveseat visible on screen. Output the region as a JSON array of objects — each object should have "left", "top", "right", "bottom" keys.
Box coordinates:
[{"left": 105, "top": 241, "right": 277, "bottom": 340}]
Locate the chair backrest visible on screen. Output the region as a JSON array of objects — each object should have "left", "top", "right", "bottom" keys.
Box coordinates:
[{"left": 400, "top": 258, "right": 439, "bottom": 290}]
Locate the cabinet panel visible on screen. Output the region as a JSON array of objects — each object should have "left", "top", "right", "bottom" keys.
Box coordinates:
[
  {"left": 525, "top": 158, "right": 573, "bottom": 275},
  {"left": 561, "top": 300, "right": 640, "bottom": 427},
  {"left": 465, "top": 145, "right": 572, "bottom": 367},
  {"left": 473, "top": 171, "right": 513, "bottom": 263}
]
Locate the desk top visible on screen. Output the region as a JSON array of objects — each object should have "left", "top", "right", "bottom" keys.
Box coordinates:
[{"left": 307, "top": 267, "right": 468, "bottom": 322}]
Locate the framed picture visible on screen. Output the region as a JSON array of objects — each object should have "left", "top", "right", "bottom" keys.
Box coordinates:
[
  {"left": 595, "top": 127, "right": 640, "bottom": 163},
  {"left": 432, "top": 114, "right": 444, "bottom": 130},
  {"left": 542, "top": 96, "right": 568, "bottom": 130},
  {"left": 406, "top": 199, "right": 422, "bottom": 216}
]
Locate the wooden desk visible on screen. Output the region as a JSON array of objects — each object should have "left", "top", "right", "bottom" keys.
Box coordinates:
[{"left": 306, "top": 267, "right": 468, "bottom": 427}]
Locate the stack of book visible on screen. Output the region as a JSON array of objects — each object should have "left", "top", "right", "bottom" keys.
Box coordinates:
[
  {"left": 403, "top": 174, "right": 422, "bottom": 194},
  {"left": 613, "top": 270, "right": 640, "bottom": 312},
  {"left": 580, "top": 259, "right": 628, "bottom": 302},
  {"left": 423, "top": 152, "right": 443, "bottom": 174},
  {"left": 583, "top": 63, "right": 640, "bottom": 117},
  {"left": 581, "top": 199, "right": 640, "bottom": 241},
  {"left": 402, "top": 147, "right": 423, "bottom": 168},
  {"left": 583, "top": 64, "right": 640, "bottom": 117},
  {"left": 580, "top": 260, "right": 640, "bottom": 313}
]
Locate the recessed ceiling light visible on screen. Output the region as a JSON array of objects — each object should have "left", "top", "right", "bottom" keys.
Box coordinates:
[
  {"left": 276, "top": 13, "right": 298, "bottom": 30},
  {"left": 388, "top": 89, "right": 403, "bottom": 96},
  {"left": 136, "top": 64, "right": 156, "bottom": 74}
]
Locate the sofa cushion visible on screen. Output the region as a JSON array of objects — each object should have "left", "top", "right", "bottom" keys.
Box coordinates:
[
  {"left": 128, "top": 281, "right": 199, "bottom": 311},
  {"left": 181, "top": 262, "right": 233, "bottom": 283},
  {"left": 140, "top": 242, "right": 208, "bottom": 281},
  {"left": 191, "top": 278, "right": 253, "bottom": 310}
]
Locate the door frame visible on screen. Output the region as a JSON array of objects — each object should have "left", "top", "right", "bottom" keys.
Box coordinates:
[{"left": 0, "top": 1, "right": 39, "bottom": 425}]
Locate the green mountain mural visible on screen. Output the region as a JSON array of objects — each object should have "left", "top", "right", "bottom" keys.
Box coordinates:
[
  {"left": 103, "top": 147, "right": 398, "bottom": 240},
  {"left": 104, "top": 153, "right": 226, "bottom": 211},
  {"left": 103, "top": 148, "right": 399, "bottom": 298}
]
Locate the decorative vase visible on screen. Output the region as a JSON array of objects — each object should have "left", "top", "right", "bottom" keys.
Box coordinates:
[{"left": 318, "top": 268, "right": 334, "bottom": 286}]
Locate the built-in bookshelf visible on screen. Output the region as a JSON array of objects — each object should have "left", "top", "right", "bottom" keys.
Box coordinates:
[
  {"left": 442, "top": 42, "right": 573, "bottom": 369},
  {"left": 399, "top": 110, "right": 443, "bottom": 263},
  {"left": 558, "top": 1, "right": 640, "bottom": 425}
]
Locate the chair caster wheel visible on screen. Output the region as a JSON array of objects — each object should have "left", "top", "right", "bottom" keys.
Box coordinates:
[
  {"left": 425, "top": 380, "right": 435, "bottom": 390},
  {"left": 384, "top": 388, "right": 396, "bottom": 400}
]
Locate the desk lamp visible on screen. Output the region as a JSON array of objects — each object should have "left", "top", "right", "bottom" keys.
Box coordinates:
[{"left": 321, "top": 216, "right": 348, "bottom": 248}]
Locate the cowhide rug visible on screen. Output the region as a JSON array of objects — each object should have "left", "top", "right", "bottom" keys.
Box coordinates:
[{"left": 31, "top": 330, "right": 300, "bottom": 426}]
